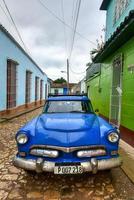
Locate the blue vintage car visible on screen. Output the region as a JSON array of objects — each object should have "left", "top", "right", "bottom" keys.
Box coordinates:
[{"left": 13, "top": 95, "right": 122, "bottom": 174}]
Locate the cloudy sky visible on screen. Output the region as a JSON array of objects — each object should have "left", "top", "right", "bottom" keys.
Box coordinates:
[{"left": 0, "top": 0, "right": 106, "bottom": 82}]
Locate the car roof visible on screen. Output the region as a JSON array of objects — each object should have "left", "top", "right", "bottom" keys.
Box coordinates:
[{"left": 47, "top": 95, "right": 89, "bottom": 101}]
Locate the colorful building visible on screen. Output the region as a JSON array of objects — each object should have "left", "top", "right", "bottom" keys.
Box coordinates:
[
  {"left": 80, "top": 77, "right": 86, "bottom": 94},
  {"left": 71, "top": 77, "right": 86, "bottom": 94},
  {"left": 86, "top": 0, "right": 134, "bottom": 147},
  {"left": 50, "top": 83, "right": 76, "bottom": 95},
  {"left": 0, "top": 24, "right": 48, "bottom": 118}
]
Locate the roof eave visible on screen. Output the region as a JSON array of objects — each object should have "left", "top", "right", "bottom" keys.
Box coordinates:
[
  {"left": 93, "top": 11, "right": 134, "bottom": 63},
  {"left": 0, "top": 24, "right": 47, "bottom": 76},
  {"left": 100, "top": 0, "right": 110, "bottom": 10}
]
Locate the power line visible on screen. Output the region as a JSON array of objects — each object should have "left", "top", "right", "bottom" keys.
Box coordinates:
[
  {"left": 69, "top": 0, "right": 81, "bottom": 60},
  {"left": 76, "top": 74, "right": 86, "bottom": 82},
  {"left": 70, "top": 65, "right": 86, "bottom": 74},
  {"left": 61, "top": 0, "right": 86, "bottom": 76},
  {"left": 71, "top": 0, "right": 79, "bottom": 37},
  {"left": 2, "top": 0, "right": 29, "bottom": 52},
  {"left": 37, "top": 0, "right": 96, "bottom": 46},
  {"left": 71, "top": 0, "right": 77, "bottom": 28},
  {"left": 61, "top": 0, "right": 67, "bottom": 57},
  {"left": 68, "top": 0, "right": 87, "bottom": 75},
  {"left": 37, "top": 0, "right": 91, "bottom": 76},
  {"left": 69, "top": 0, "right": 87, "bottom": 75},
  {"left": 0, "top": 2, "right": 12, "bottom": 23},
  {"left": 69, "top": 0, "right": 79, "bottom": 58}
]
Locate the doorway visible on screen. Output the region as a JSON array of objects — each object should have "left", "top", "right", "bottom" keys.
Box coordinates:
[{"left": 109, "top": 54, "right": 123, "bottom": 127}]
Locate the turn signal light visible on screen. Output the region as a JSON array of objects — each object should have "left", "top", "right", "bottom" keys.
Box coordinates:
[
  {"left": 19, "top": 152, "right": 26, "bottom": 157},
  {"left": 111, "top": 151, "right": 118, "bottom": 156}
]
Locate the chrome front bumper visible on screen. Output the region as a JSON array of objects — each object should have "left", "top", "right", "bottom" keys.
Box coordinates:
[{"left": 13, "top": 156, "right": 122, "bottom": 174}]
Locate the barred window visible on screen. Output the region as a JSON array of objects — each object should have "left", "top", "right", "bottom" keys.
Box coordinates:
[
  {"left": 45, "top": 84, "right": 48, "bottom": 99},
  {"left": 48, "top": 85, "right": 50, "bottom": 94},
  {"left": 35, "top": 76, "right": 39, "bottom": 101},
  {"left": 114, "top": 0, "right": 130, "bottom": 24},
  {"left": 25, "top": 71, "right": 32, "bottom": 104},
  {"left": 7, "top": 60, "right": 17, "bottom": 109},
  {"left": 54, "top": 89, "right": 58, "bottom": 95},
  {"left": 40, "top": 80, "right": 44, "bottom": 100}
]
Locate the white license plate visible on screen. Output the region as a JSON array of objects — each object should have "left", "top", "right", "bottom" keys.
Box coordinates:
[{"left": 54, "top": 165, "right": 83, "bottom": 174}]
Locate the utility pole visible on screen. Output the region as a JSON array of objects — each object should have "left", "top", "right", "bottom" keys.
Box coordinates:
[{"left": 67, "top": 58, "right": 69, "bottom": 94}]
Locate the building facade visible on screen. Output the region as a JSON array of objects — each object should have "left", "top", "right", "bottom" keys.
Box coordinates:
[
  {"left": 51, "top": 83, "right": 68, "bottom": 95},
  {"left": 51, "top": 83, "right": 76, "bottom": 95},
  {"left": 47, "top": 78, "right": 52, "bottom": 96},
  {"left": 0, "top": 24, "right": 48, "bottom": 118},
  {"left": 101, "top": 0, "right": 134, "bottom": 40},
  {"left": 71, "top": 78, "right": 86, "bottom": 94},
  {"left": 80, "top": 77, "right": 86, "bottom": 94},
  {"left": 71, "top": 83, "right": 81, "bottom": 94},
  {"left": 86, "top": 0, "right": 134, "bottom": 147}
]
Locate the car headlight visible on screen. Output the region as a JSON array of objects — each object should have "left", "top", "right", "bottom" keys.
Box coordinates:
[
  {"left": 16, "top": 133, "right": 28, "bottom": 144},
  {"left": 108, "top": 132, "right": 119, "bottom": 143}
]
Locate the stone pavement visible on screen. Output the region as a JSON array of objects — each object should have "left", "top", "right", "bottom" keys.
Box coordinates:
[
  {"left": 0, "top": 108, "right": 132, "bottom": 200},
  {"left": 119, "top": 140, "right": 134, "bottom": 183}
]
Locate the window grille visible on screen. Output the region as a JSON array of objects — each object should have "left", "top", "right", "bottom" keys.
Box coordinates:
[
  {"left": 7, "top": 60, "right": 17, "bottom": 109},
  {"left": 45, "top": 84, "right": 48, "bottom": 99},
  {"left": 48, "top": 85, "right": 50, "bottom": 93},
  {"left": 35, "top": 77, "right": 39, "bottom": 101},
  {"left": 109, "top": 54, "right": 123, "bottom": 127},
  {"left": 25, "top": 71, "right": 32, "bottom": 104},
  {"left": 40, "top": 80, "right": 44, "bottom": 100},
  {"left": 114, "top": 0, "right": 130, "bottom": 24},
  {"left": 54, "top": 89, "right": 58, "bottom": 95}
]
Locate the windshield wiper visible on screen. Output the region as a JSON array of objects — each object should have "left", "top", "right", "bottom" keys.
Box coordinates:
[
  {"left": 69, "top": 111, "right": 85, "bottom": 113},
  {"left": 69, "top": 111, "right": 95, "bottom": 114}
]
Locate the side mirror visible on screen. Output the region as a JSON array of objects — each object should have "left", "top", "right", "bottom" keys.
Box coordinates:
[{"left": 95, "top": 109, "right": 99, "bottom": 115}]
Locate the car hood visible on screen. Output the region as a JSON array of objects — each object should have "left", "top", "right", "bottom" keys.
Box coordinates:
[{"left": 33, "top": 113, "right": 101, "bottom": 146}]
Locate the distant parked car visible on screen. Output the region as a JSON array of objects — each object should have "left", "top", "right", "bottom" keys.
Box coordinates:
[{"left": 13, "top": 94, "right": 122, "bottom": 174}]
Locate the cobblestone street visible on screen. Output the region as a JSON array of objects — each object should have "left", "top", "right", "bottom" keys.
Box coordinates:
[{"left": 0, "top": 108, "right": 132, "bottom": 200}]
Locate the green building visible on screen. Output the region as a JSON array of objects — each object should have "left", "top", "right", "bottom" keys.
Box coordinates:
[{"left": 86, "top": 0, "right": 134, "bottom": 147}]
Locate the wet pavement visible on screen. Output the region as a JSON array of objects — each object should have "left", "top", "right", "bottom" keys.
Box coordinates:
[{"left": 0, "top": 108, "right": 133, "bottom": 200}]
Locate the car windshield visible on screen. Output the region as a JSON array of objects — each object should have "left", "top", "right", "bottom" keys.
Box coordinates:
[{"left": 43, "top": 100, "right": 94, "bottom": 114}]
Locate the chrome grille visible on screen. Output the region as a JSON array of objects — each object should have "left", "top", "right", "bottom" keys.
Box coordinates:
[{"left": 30, "top": 145, "right": 106, "bottom": 153}]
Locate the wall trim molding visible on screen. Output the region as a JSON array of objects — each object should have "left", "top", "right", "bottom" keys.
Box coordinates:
[{"left": 0, "top": 100, "right": 45, "bottom": 119}]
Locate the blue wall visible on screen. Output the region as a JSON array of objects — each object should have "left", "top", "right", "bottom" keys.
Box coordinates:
[
  {"left": 105, "top": 0, "right": 134, "bottom": 41},
  {"left": 63, "top": 88, "right": 68, "bottom": 95},
  {"left": 0, "top": 28, "right": 47, "bottom": 111}
]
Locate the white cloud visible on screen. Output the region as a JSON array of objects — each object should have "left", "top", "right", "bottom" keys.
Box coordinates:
[{"left": 0, "top": 0, "right": 106, "bottom": 82}]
